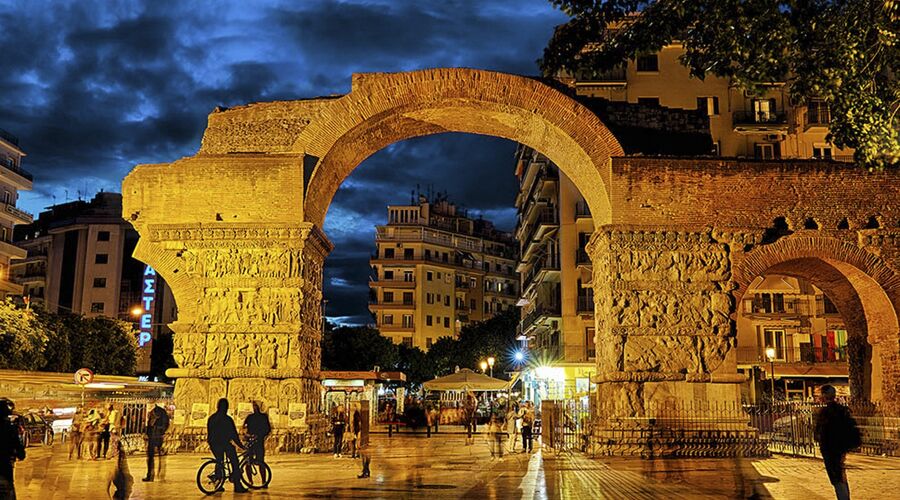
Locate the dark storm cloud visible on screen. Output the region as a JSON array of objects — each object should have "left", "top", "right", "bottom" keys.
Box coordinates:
[{"left": 0, "top": 0, "right": 567, "bottom": 324}]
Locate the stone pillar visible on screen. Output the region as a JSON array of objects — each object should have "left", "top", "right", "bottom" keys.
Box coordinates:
[
  {"left": 133, "top": 222, "right": 331, "bottom": 429},
  {"left": 588, "top": 227, "right": 765, "bottom": 457}
]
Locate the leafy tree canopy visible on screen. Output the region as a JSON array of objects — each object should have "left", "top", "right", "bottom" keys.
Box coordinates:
[
  {"left": 0, "top": 299, "right": 47, "bottom": 370},
  {"left": 541, "top": 0, "right": 900, "bottom": 169},
  {"left": 321, "top": 324, "right": 400, "bottom": 372}
]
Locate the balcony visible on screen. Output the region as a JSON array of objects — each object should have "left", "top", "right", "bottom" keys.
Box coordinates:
[
  {"left": 519, "top": 302, "right": 562, "bottom": 336},
  {"left": 369, "top": 277, "right": 416, "bottom": 288},
  {"left": 524, "top": 254, "right": 560, "bottom": 288},
  {"left": 0, "top": 202, "right": 33, "bottom": 224},
  {"left": 743, "top": 297, "right": 805, "bottom": 318},
  {"left": 735, "top": 345, "right": 849, "bottom": 365},
  {"left": 806, "top": 103, "right": 831, "bottom": 127},
  {"left": 574, "top": 66, "right": 627, "bottom": 86},
  {"left": 732, "top": 110, "right": 788, "bottom": 132},
  {"left": 368, "top": 298, "right": 415, "bottom": 309},
  {"left": 0, "top": 161, "right": 34, "bottom": 184}
]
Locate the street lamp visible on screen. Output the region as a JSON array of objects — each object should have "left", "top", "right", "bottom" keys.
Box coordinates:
[
  {"left": 480, "top": 360, "right": 488, "bottom": 374},
  {"left": 487, "top": 356, "right": 495, "bottom": 378},
  {"left": 765, "top": 347, "right": 776, "bottom": 404},
  {"left": 131, "top": 307, "right": 144, "bottom": 317}
]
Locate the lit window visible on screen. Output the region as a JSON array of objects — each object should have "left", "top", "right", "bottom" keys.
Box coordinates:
[{"left": 636, "top": 54, "right": 659, "bottom": 72}]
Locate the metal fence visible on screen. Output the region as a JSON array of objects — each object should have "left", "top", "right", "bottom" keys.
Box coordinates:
[{"left": 541, "top": 399, "right": 593, "bottom": 456}]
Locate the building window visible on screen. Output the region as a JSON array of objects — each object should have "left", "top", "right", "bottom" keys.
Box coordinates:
[
  {"left": 443, "top": 317, "right": 450, "bottom": 328},
  {"left": 93, "top": 277, "right": 106, "bottom": 288},
  {"left": 813, "top": 144, "right": 833, "bottom": 159},
  {"left": 444, "top": 295, "right": 450, "bottom": 306},
  {"left": 807, "top": 98, "right": 831, "bottom": 125},
  {"left": 384, "top": 270, "right": 394, "bottom": 280},
  {"left": 637, "top": 97, "right": 660, "bottom": 106},
  {"left": 404, "top": 271, "right": 414, "bottom": 282},
  {"left": 383, "top": 314, "right": 393, "bottom": 325},
  {"left": 470, "top": 298, "right": 476, "bottom": 311},
  {"left": 751, "top": 98, "right": 778, "bottom": 122},
  {"left": 824, "top": 295, "right": 839, "bottom": 314},
  {"left": 697, "top": 96, "right": 720, "bottom": 116},
  {"left": 402, "top": 315, "right": 413, "bottom": 328},
  {"left": 97, "top": 231, "right": 111, "bottom": 242},
  {"left": 437, "top": 272, "right": 442, "bottom": 279},
  {"left": 404, "top": 248, "right": 414, "bottom": 259},
  {"left": 426, "top": 315, "right": 433, "bottom": 326},
  {"left": 0, "top": 227, "right": 6, "bottom": 242},
  {"left": 712, "top": 141, "right": 720, "bottom": 156},
  {"left": 384, "top": 291, "right": 394, "bottom": 303},
  {"left": 402, "top": 292, "right": 413, "bottom": 305},
  {"left": 636, "top": 54, "right": 659, "bottom": 72},
  {"left": 426, "top": 338, "right": 433, "bottom": 349},
  {"left": 90, "top": 302, "right": 105, "bottom": 313},
  {"left": 754, "top": 143, "right": 776, "bottom": 160},
  {"left": 427, "top": 271, "right": 433, "bottom": 281},
  {"left": 763, "top": 329, "right": 786, "bottom": 360},
  {"left": 95, "top": 253, "right": 109, "bottom": 264},
  {"left": 402, "top": 337, "right": 413, "bottom": 348},
  {"left": 384, "top": 248, "right": 394, "bottom": 259},
  {"left": 2, "top": 191, "right": 9, "bottom": 204},
  {"left": 426, "top": 293, "right": 433, "bottom": 305}
]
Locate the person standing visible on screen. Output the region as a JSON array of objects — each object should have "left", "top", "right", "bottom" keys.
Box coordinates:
[
  {"left": 242, "top": 401, "right": 271, "bottom": 487},
  {"left": 331, "top": 406, "right": 346, "bottom": 458},
  {"left": 464, "top": 395, "right": 477, "bottom": 446},
  {"left": 521, "top": 402, "right": 535, "bottom": 453},
  {"left": 68, "top": 408, "right": 84, "bottom": 460},
  {"left": 207, "top": 398, "right": 247, "bottom": 494},
  {"left": 814, "top": 385, "right": 860, "bottom": 500},
  {"left": 98, "top": 408, "right": 112, "bottom": 459},
  {"left": 0, "top": 399, "right": 26, "bottom": 500},
  {"left": 348, "top": 405, "right": 362, "bottom": 459},
  {"left": 84, "top": 409, "right": 100, "bottom": 460},
  {"left": 106, "top": 404, "right": 121, "bottom": 458},
  {"left": 143, "top": 403, "right": 170, "bottom": 482},
  {"left": 506, "top": 404, "right": 521, "bottom": 453}
]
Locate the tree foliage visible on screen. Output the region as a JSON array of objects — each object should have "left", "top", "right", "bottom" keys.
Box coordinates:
[
  {"left": 0, "top": 302, "right": 138, "bottom": 375},
  {"left": 321, "top": 324, "right": 400, "bottom": 372},
  {"left": 541, "top": 0, "right": 900, "bottom": 169}
]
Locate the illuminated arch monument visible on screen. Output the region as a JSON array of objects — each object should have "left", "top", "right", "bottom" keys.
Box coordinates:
[{"left": 123, "top": 69, "right": 900, "bottom": 456}]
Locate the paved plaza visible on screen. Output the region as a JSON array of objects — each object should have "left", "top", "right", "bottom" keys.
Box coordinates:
[{"left": 11, "top": 434, "right": 900, "bottom": 499}]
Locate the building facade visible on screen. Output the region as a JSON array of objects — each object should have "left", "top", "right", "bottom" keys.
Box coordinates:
[
  {"left": 369, "top": 195, "right": 518, "bottom": 350},
  {"left": 737, "top": 276, "right": 848, "bottom": 402},
  {"left": 564, "top": 40, "right": 852, "bottom": 161},
  {"left": 0, "top": 128, "right": 33, "bottom": 299},
  {"left": 515, "top": 146, "right": 596, "bottom": 401}
]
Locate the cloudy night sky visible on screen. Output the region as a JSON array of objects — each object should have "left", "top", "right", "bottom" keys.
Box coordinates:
[{"left": 0, "top": 0, "right": 568, "bottom": 325}]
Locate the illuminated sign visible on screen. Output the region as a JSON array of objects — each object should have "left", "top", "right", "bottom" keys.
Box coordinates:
[{"left": 139, "top": 265, "right": 156, "bottom": 347}]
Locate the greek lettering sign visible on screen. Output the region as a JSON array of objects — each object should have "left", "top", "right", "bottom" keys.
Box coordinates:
[
  {"left": 74, "top": 368, "right": 94, "bottom": 385},
  {"left": 139, "top": 265, "right": 156, "bottom": 347}
]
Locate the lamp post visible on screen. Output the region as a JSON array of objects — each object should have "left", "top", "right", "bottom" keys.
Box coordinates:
[
  {"left": 480, "top": 360, "right": 488, "bottom": 374},
  {"left": 765, "top": 347, "right": 776, "bottom": 404},
  {"left": 487, "top": 356, "right": 495, "bottom": 378}
]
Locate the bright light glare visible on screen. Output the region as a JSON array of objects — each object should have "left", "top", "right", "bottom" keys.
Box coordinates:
[
  {"left": 514, "top": 351, "right": 525, "bottom": 362},
  {"left": 131, "top": 307, "right": 144, "bottom": 316},
  {"left": 765, "top": 347, "right": 776, "bottom": 360}
]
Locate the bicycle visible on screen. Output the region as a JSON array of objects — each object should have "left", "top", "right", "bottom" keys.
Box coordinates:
[{"left": 196, "top": 438, "right": 272, "bottom": 494}]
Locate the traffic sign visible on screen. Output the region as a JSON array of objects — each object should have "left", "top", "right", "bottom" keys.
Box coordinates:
[{"left": 74, "top": 368, "right": 94, "bottom": 385}]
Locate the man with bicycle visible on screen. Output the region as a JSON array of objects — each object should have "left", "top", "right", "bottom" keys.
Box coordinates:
[
  {"left": 242, "top": 401, "right": 271, "bottom": 487},
  {"left": 207, "top": 398, "right": 248, "bottom": 494}
]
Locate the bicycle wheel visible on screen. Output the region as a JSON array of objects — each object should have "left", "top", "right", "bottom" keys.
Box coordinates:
[
  {"left": 239, "top": 456, "right": 272, "bottom": 489},
  {"left": 196, "top": 459, "right": 225, "bottom": 495}
]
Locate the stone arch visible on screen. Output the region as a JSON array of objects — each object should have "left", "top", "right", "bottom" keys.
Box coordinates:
[
  {"left": 735, "top": 235, "right": 900, "bottom": 405},
  {"left": 297, "top": 68, "right": 623, "bottom": 228}
]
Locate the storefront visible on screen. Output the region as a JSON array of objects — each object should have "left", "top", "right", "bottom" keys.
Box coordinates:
[{"left": 320, "top": 370, "right": 406, "bottom": 426}]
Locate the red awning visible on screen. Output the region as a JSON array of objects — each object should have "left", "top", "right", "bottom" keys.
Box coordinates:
[{"left": 763, "top": 364, "right": 848, "bottom": 379}]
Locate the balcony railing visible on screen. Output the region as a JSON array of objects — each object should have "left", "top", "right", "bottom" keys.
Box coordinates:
[
  {"left": 575, "top": 66, "right": 627, "bottom": 84},
  {"left": 0, "top": 161, "right": 34, "bottom": 182},
  {"left": 524, "top": 254, "right": 561, "bottom": 286},
  {"left": 370, "top": 277, "right": 416, "bottom": 287},
  {"left": 519, "top": 302, "right": 562, "bottom": 335},
  {"left": 2, "top": 202, "right": 33, "bottom": 223},
  {"left": 806, "top": 105, "right": 831, "bottom": 126},
  {"left": 743, "top": 297, "right": 805, "bottom": 316},
  {"left": 732, "top": 110, "right": 788, "bottom": 126},
  {"left": 735, "top": 345, "right": 849, "bottom": 365}
]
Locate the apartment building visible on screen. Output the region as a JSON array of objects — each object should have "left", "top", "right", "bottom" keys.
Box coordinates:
[
  {"left": 0, "top": 128, "right": 33, "bottom": 299},
  {"left": 369, "top": 195, "right": 519, "bottom": 351},
  {"left": 564, "top": 37, "right": 851, "bottom": 160},
  {"left": 737, "top": 276, "right": 848, "bottom": 402},
  {"left": 515, "top": 146, "right": 596, "bottom": 401}
]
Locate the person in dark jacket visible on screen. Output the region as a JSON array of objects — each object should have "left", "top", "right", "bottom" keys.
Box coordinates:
[
  {"left": 207, "top": 398, "right": 247, "bottom": 493},
  {"left": 0, "top": 398, "right": 25, "bottom": 500},
  {"left": 331, "top": 405, "right": 346, "bottom": 458},
  {"left": 143, "top": 402, "right": 169, "bottom": 482},
  {"left": 814, "top": 384, "right": 859, "bottom": 500},
  {"left": 242, "top": 401, "right": 271, "bottom": 486}
]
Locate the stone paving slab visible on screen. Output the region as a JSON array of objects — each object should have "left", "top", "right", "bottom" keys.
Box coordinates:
[{"left": 11, "top": 435, "right": 900, "bottom": 499}]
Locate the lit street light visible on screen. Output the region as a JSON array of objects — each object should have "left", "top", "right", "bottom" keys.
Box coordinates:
[
  {"left": 514, "top": 351, "right": 525, "bottom": 363},
  {"left": 479, "top": 360, "right": 488, "bottom": 374},
  {"left": 765, "top": 347, "right": 776, "bottom": 404},
  {"left": 487, "top": 356, "right": 495, "bottom": 378}
]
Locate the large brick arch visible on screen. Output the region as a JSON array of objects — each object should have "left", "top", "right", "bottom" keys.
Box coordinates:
[
  {"left": 735, "top": 235, "right": 900, "bottom": 403},
  {"left": 297, "top": 68, "right": 624, "bottom": 228}
]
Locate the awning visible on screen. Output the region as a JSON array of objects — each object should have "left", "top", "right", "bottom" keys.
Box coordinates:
[
  {"left": 423, "top": 368, "right": 509, "bottom": 392},
  {"left": 763, "top": 364, "right": 848, "bottom": 379}
]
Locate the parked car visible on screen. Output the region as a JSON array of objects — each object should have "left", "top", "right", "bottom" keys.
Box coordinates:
[{"left": 17, "top": 412, "right": 54, "bottom": 447}]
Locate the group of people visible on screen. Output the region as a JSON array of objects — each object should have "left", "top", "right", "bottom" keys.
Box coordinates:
[
  {"left": 482, "top": 401, "right": 536, "bottom": 459},
  {"left": 68, "top": 404, "right": 120, "bottom": 461},
  {"left": 204, "top": 399, "right": 271, "bottom": 494},
  {"left": 330, "top": 404, "right": 369, "bottom": 478}
]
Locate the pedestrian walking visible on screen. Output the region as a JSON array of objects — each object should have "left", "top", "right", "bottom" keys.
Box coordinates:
[
  {"left": 0, "top": 398, "right": 25, "bottom": 500},
  {"left": 242, "top": 401, "right": 271, "bottom": 487},
  {"left": 98, "top": 408, "right": 112, "bottom": 459},
  {"left": 348, "top": 405, "right": 362, "bottom": 459},
  {"left": 506, "top": 404, "right": 521, "bottom": 453},
  {"left": 207, "top": 398, "right": 247, "bottom": 494},
  {"left": 106, "top": 404, "right": 121, "bottom": 458},
  {"left": 331, "top": 405, "right": 346, "bottom": 458},
  {"left": 142, "top": 402, "right": 170, "bottom": 482},
  {"left": 68, "top": 408, "right": 84, "bottom": 460},
  {"left": 486, "top": 414, "right": 505, "bottom": 460},
  {"left": 357, "top": 433, "right": 370, "bottom": 479},
  {"left": 84, "top": 409, "right": 100, "bottom": 460},
  {"left": 107, "top": 441, "right": 133, "bottom": 500},
  {"left": 521, "top": 402, "right": 535, "bottom": 453},
  {"left": 464, "top": 394, "right": 477, "bottom": 446},
  {"left": 814, "top": 384, "right": 861, "bottom": 500}
]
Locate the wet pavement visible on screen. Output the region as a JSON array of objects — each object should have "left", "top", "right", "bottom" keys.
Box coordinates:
[{"left": 12, "top": 434, "right": 900, "bottom": 499}]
